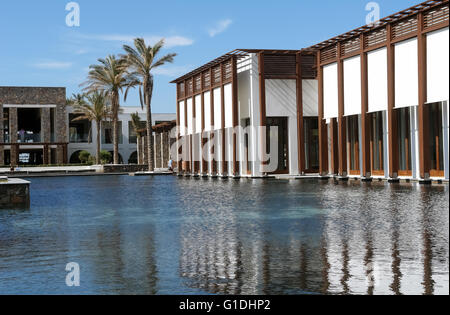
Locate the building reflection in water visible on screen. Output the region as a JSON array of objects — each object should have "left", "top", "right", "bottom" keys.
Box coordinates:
[{"left": 178, "top": 180, "right": 448, "bottom": 295}]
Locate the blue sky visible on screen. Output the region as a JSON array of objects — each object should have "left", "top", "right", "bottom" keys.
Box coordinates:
[{"left": 0, "top": 0, "right": 419, "bottom": 113}]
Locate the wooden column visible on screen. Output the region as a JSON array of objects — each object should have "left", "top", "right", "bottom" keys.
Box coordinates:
[
  {"left": 232, "top": 56, "right": 239, "bottom": 176},
  {"left": 318, "top": 51, "right": 328, "bottom": 176},
  {"left": 176, "top": 87, "right": 181, "bottom": 172},
  {"left": 192, "top": 93, "right": 197, "bottom": 174},
  {"left": 337, "top": 43, "right": 347, "bottom": 177},
  {"left": 201, "top": 82, "right": 207, "bottom": 175},
  {"left": 296, "top": 53, "right": 305, "bottom": 174},
  {"left": 360, "top": 34, "right": 371, "bottom": 178},
  {"left": 210, "top": 68, "right": 217, "bottom": 175},
  {"left": 387, "top": 24, "right": 399, "bottom": 178},
  {"left": 258, "top": 52, "right": 267, "bottom": 174},
  {"left": 184, "top": 86, "right": 189, "bottom": 173},
  {"left": 417, "top": 12, "right": 430, "bottom": 179},
  {"left": 220, "top": 62, "right": 227, "bottom": 175},
  {"left": 331, "top": 118, "right": 339, "bottom": 174}
]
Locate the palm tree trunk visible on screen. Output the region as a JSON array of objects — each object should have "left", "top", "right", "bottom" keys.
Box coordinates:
[
  {"left": 137, "top": 135, "right": 141, "bottom": 164},
  {"left": 146, "top": 79, "right": 155, "bottom": 172},
  {"left": 96, "top": 121, "right": 101, "bottom": 165},
  {"left": 113, "top": 93, "right": 120, "bottom": 165}
]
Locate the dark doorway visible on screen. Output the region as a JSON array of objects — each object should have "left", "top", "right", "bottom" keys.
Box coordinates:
[
  {"left": 18, "top": 149, "right": 43, "bottom": 165},
  {"left": 304, "top": 117, "right": 319, "bottom": 173},
  {"left": 347, "top": 115, "right": 360, "bottom": 175},
  {"left": 266, "top": 117, "right": 289, "bottom": 174},
  {"left": 18, "top": 108, "right": 41, "bottom": 143}
]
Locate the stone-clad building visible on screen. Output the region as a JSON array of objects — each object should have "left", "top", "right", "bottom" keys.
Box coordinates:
[
  {"left": 0, "top": 87, "right": 68, "bottom": 166},
  {"left": 1, "top": 86, "right": 177, "bottom": 168}
]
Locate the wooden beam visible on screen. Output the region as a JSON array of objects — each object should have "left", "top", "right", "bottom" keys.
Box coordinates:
[
  {"left": 360, "top": 34, "right": 371, "bottom": 178},
  {"left": 387, "top": 24, "right": 399, "bottom": 178},
  {"left": 296, "top": 53, "right": 305, "bottom": 174},
  {"left": 317, "top": 50, "right": 328, "bottom": 175},
  {"left": 417, "top": 11, "right": 430, "bottom": 179},
  {"left": 337, "top": 42, "right": 347, "bottom": 176}
]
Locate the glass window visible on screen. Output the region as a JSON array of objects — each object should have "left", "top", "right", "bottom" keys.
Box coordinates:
[
  {"left": 371, "top": 112, "right": 384, "bottom": 174},
  {"left": 102, "top": 121, "right": 123, "bottom": 144},
  {"left": 69, "top": 114, "right": 91, "bottom": 143},
  {"left": 347, "top": 115, "right": 360, "bottom": 173},
  {"left": 397, "top": 107, "right": 412, "bottom": 174},
  {"left": 429, "top": 102, "right": 444, "bottom": 175},
  {"left": 304, "top": 117, "right": 319, "bottom": 172}
]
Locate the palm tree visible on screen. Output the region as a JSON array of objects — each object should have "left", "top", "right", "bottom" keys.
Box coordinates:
[
  {"left": 130, "top": 112, "right": 143, "bottom": 164},
  {"left": 71, "top": 92, "right": 112, "bottom": 165},
  {"left": 82, "top": 55, "right": 137, "bottom": 164},
  {"left": 122, "top": 38, "right": 176, "bottom": 171}
]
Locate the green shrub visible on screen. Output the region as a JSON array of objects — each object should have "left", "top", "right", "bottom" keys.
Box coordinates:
[
  {"left": 79, "top": 151, "right": 91, "bottom": 164},
  {"left": 100, "top": 150, "right": 112, "bottom": 165}
]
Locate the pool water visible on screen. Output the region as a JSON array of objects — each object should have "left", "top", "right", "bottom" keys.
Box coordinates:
[{"left": 0, "top": 175, "right": 448, "bottom": 295}]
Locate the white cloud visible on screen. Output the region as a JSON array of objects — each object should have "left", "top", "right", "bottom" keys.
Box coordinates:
[
  {"left": 32, "top": 61, "right": 73, "bottom": 69},
  {"left": 208, "top": 19, "right": 233, "bottom": 37},
  {"left": 77, "top": 34, "right": 194, "bottom": 48}
]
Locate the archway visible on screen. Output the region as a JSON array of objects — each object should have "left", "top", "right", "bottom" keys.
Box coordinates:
[
  {"left": 69, "top": 151, "right": 83, "bottom": 164},
  {"left": 128, "top": 151, "right": 138, "bottom": 164},
  {"left": 109, "top": 151, "right": 123, "bottom": 164}
]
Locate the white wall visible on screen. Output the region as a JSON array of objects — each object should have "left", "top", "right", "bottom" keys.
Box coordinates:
[
  {"left": 344, "top": 55, "right": 362, "bottom": 116},
  {"left": 266, "top": 79, "right": 297, "bottom": 117},
  {"left": 238, "top": 72, "right": 251, "bottom": 119},
  {"left": 303, "top": 80, "right": 318, "bottom": 117},
  {"left": 395, "top": 38, "right": 418, "bottom": 108},
  {"left": 427, "top": 27, "right": 449, "bottom": 104},
  {"left": 323, "top": 63, "right": 339, "bottom": 119},
  {"left": 368, "top": 47, "right": 388, "bottom": 113}
]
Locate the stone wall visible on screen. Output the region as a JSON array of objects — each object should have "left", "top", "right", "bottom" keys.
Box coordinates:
[
  {"left": 0, "top": 179, "right": 30, "bottom": 209},
  {"left": 101, "top": 164, "right": 149, "bottom": 173}
]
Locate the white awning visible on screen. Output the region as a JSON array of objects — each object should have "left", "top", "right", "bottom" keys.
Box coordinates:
[
  {"left": 368, "top": 47, "right": 388, "bottom": 113},
  {"left": 344, "top": 55, "right": 362, "bottom": 116},
  {"left": 323, "top": 63, "right": 339, "bottom": 119},
  {"left": 427, "top": 27, "right": 449, "bottom": 104}
]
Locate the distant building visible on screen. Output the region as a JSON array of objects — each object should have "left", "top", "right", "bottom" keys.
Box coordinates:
[
  {"left": 0, "top": 86, "right": 176, "bottom": 166},
  {"left": 68, "top": 106, "right": 175, "bottom": 165}
]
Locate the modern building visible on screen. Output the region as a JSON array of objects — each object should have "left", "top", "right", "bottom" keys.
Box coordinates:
[
  {"left": 1, "top": 86, "right": 176, "bottom": 166},
  {"left": 173, "top": 0, "right": 449, "bottom": 181},
  {"left": 0, "top": 87, "right": 68, "bottom": 166}
]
